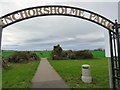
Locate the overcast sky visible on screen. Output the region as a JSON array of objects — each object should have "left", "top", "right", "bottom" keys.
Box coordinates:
[{"left": 0, "top": 0, "right": 119, "bottom": 51}]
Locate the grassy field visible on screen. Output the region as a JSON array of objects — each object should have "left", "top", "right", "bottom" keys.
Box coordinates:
[
  {"left": 34, "top": 51, "right": 51, "bottom": 59},
  {"left": 2, "top": 60, "right": 40, "bottom": 88},
  {"left": 2, "top": 50, "right": 109, "bottom": 88},
  {"left": 1, "top": 51, "right": 43, "bottom": 88},
  {"left": 0, "top": 70, "right": 1, "bottom": 89},
  {"left": 91, "top": 50, "right": 105, "bottom": 58},
  {"left": 49, "top": 50, "right": 109, "bottom": 88},
  {"left": 1, "top": 51, "right": 14, "bottom": 57},
  {"left": 1, "top": 50, "right": 52, "bottom": 59}
]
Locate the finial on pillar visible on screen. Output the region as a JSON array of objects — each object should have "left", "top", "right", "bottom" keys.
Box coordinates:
[
  {"left": 0, "top": 20, "right": 5, "bottom": 27},
  {"left": 114, "top": 19, "right": 120, "bottom": 28},
  {"left": 115, "top": 20, "right": 118, "bottom": 24}
]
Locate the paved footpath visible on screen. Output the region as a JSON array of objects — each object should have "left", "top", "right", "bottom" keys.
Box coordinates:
[{"left": 31, "top": 58, "right": 68, "bottom": 88}]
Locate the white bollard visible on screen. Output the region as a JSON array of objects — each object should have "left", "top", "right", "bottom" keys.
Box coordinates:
[{"left": 81, "top": 64, "right": 92, "bottom": 83}]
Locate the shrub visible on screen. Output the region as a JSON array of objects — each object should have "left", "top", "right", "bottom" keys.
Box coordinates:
[
  {"left": 2, "top": 57, "right": 9, "bottom": 68},
  {"left": 74, "top": 50, "right": 93, "bottom": 59},
  {"left": 7, "top": 51, "right": 39, "bottom": 63},
  {"left": 68, "top": 53, "right": 76, "bottom": 59},
  {"left": 52, "top": 44, "right": 93, "bottom": 60},
  {"left": 52, "top": 44, "right": 64, "bottom": 60},
  {"left": 30, "top": 53, "right": 39, "bottom": 60},
  {"left": 53, "top": 44, "right": 63, "bottom": 56},
  {"left": 94, "top": 48, "right": 104, "bottom": 51}
]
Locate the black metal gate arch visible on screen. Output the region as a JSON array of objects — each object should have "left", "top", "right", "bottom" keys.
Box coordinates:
[
  {"left": 0, "top": 5, "right": 120, "bottom": 89},
  {"left": 0, "top": 5, "right": 115, "bottom": 30}
]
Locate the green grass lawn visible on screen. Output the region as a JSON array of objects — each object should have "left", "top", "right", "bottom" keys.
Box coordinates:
[
  {"left": 49, "top": 50, "right": 109, "bottom": 88},
  {"left": 34, "top": 51, "right": 51, "bottom": 59},
  {"left": 92, "top": 50, "right": 105, "bottom": 58},
  {"left": 2, "top": 50, "right": 108, "bottom": 88},
  {"left": 1, "top": 51, "right": 14, "bottom": 57},
  {"left": 2, "top": 60, "right": 40, "bottom": 88},
  {"left": 1, "top": 50, "right": 52, "bottom": 58},
  {"left": 2, "top": 51, "right": 48, "bottom": 88},
  {"left": 0, "top": 70, "right": 1, "bottom": 89}
]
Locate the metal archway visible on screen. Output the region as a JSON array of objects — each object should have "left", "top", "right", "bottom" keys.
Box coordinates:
[{"left": 0, "top": 5, "right": 120, "bottom": 89}]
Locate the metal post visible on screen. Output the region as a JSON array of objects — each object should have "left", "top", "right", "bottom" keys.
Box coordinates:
[
  {"left": 118, "top": 1, "right": 120, "bottom": 23},
  {"left": 0, "top": 27, "right": 2, "bottom": 90},
  {"left": 115, "top": 20, "right": 120, "bottom": 70},
  {"left": 118, "top": 3, "right": 120, "bottom": 89},
  {"left": 0, "top": 27, "right": 2, "bottom": 52},
  {"left": 0, "top": 19, "right": 3, "bottom": 90},
  {"left": 109, "top": 31, "right": 115, "bottom": 89},
  {"left": 108, "top": 57, "right": 113, "bottom": 89}
]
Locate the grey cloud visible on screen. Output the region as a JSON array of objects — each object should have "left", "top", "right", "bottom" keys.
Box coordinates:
[{"left": 1, "top": 2, "right": 118, "bottom": 50}]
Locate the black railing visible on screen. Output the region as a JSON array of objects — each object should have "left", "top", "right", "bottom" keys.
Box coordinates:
[{"left": 110, "top": 20, "right": 120, "bottom": 90}]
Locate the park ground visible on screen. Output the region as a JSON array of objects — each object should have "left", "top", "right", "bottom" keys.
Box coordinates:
[{"left": 2, "top": 50, "right": 109, "bottom": 88}]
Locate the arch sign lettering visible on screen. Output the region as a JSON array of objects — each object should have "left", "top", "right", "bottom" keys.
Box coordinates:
[
  {"left": 0, "top": 5, "right": 114, "bottom": 31},
  {"left": 0, "top": 5, "right": 120, "bottom": 89}
]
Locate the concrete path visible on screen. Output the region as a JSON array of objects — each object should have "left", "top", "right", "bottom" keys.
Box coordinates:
[{"left": 31, "top": 58, "right": 68, "bottom": 88}]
